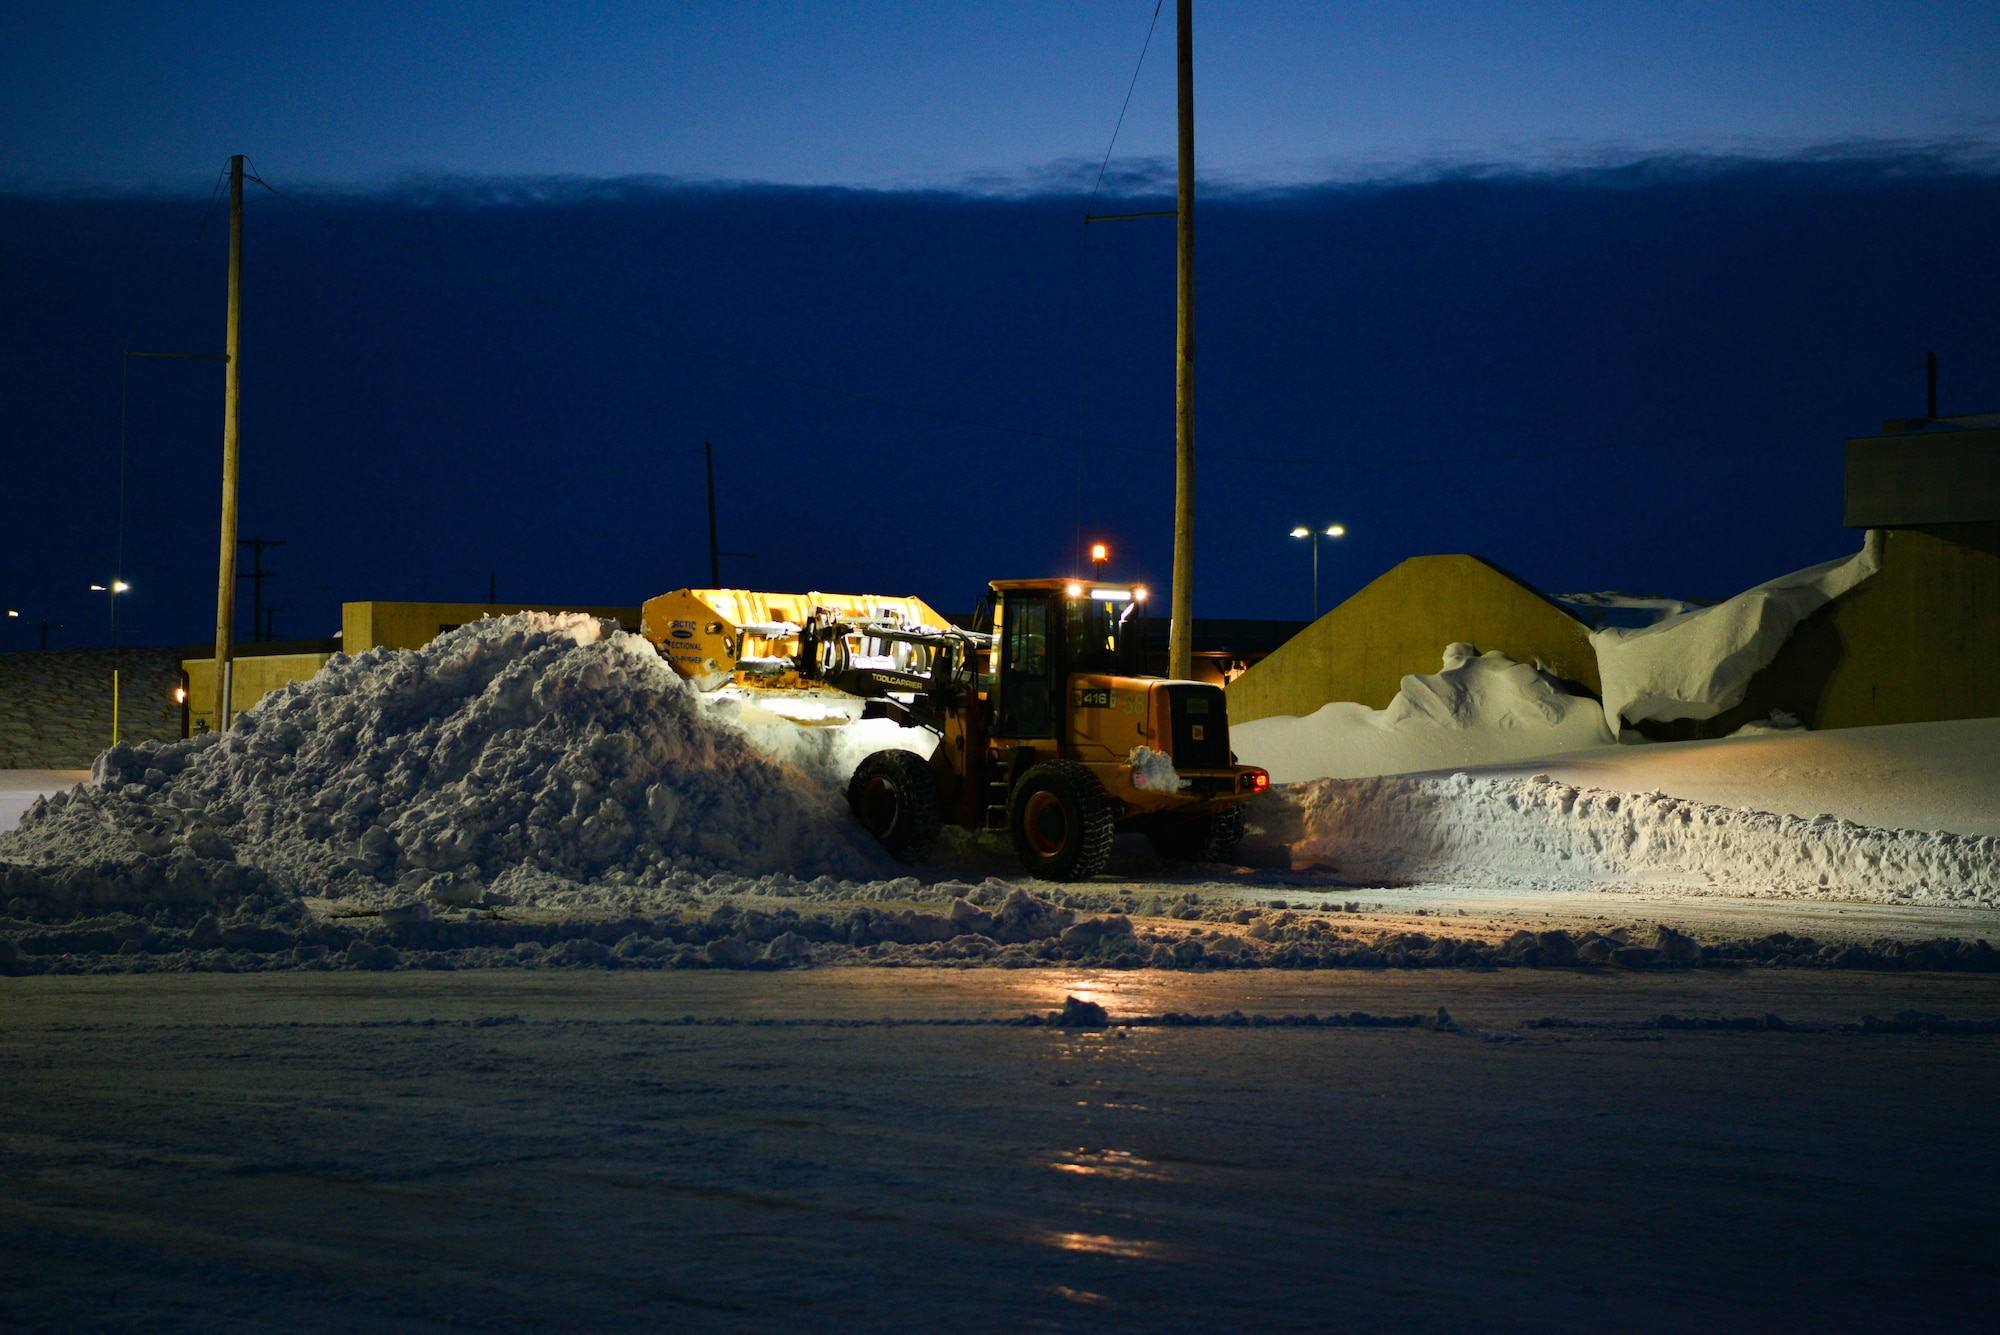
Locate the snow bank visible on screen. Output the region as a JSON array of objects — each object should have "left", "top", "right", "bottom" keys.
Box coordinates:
[
  {"left": 1233, "top": 645, "right": 1614, "bottom": 784},
  {"left": 1592, "top": 533, "right": 1882, "bottom": 730},
  {"left": 0, "top": 613, "right": 883, "bottom": 916},
  {"left": 1450, "top": 717, "right": 2000, "bottom": 839},
  {"left": 1268, "top": 771, "right": 2000, "bottom": 906}
]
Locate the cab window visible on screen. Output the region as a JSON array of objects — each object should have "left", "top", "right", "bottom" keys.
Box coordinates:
[{"left": 995, "top": 592, "right": 1054, "bottom": 737}]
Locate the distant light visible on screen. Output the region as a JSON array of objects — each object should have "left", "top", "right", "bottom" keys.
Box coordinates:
[
  {"left": 90, "top": 584, "right": 106, "bottom": 591},
  {"left": 1088, "top": 588, "right": 1133, "bottom": 602},
  {"left": 1133, "top": 586, "right": 1148, "bottom": 602},
  {"left": 6, "top": 610, "right": 16, "bottom": 617},
  {"left": 1089, "top": 543, "right": 1109, "bottom": 563},
  {"left": 1325, "top": 525, "right": 1345, "bottom": 538},
  {"left": 173, "top": 686, "right": 187, "bottom": 704},
  {"left": 111, "top": 580, "right": 130, "bottom": 593},
  {"left": 1065, "top": 582, "right": 1084, "bottom": 598},
  {"left": 1289, "top": 527, "right": 1310, "bottom": 539}
]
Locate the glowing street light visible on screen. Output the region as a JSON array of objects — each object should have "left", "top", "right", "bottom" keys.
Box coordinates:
[
  {"left": 92, "top": 580, "right": 133, "bottom": 744},
  {"left": 1089, "top": 542, "right": 1109, "bottom": 578},
  {"left": 1289, "top": 525, "right": 1347, "bottom": 620}
]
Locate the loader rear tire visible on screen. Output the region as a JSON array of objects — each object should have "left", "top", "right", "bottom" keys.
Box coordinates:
[
  {"left": 1146, "top": 804, "right": 1245, "bottom": 863},
  {"left": 847, "top": 750, "right": 941, "bottom": 861},
  {"left": 1008, "top": 761, "right": 1116, "bottom": 882}
]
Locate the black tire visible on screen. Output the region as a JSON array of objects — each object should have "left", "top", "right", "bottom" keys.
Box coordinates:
[
  {"left": 1008, "top": 761, "right": 1116, "bottom": 882},
  {"left": 846, "top": 750, "right": 942, "bottom": 860},
  {"left": 1146, "top": 804, "right": 1246, "bottom": 863}
]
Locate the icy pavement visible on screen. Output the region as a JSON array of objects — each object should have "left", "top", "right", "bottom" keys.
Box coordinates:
[{"left": 0, "top": 967, "right": 1994, "bottom": 1331}]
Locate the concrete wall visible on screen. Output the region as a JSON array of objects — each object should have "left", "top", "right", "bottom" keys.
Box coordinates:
[
  {"left": 1227, "top": 554, "right": 1598, "bottom": 724},
  {"left": 181, "top": 652, "right": 335, "bottom": 734},
  {"left": 343, "top": 602, "right": 641, "bottom": 653},
  {"left": 0, "top": 648, "right": 183, "bottom": 767},
  {"left": 1635, "top": 523, "right": 2000, "bottom": 740}
]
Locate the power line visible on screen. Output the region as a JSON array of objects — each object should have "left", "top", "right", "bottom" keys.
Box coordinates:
[
  {"left": 1086, "top": 0, "right": 1167, "bottom": 219},
  {"left": 1078, "top": 0, "right": 1168, "bottom": 568}
]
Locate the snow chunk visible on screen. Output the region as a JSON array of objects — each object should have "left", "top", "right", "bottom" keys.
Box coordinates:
[
  {"left": 1233, "top": 645, "right": 1614, "bottom": 783},
  {"left": 1129, "top": 746, "right": 1181, "bottom": 793},
  {"left": 699, "top": 689, "right": 936, "bottom": 792},
  {"left": 1592, "top": 533, "right": 1882, "bottom": 730}
]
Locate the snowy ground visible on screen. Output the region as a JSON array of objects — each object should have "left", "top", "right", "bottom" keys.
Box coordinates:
[{"left": 1, "top": 967, "right": 1994, "bottom": 1331}]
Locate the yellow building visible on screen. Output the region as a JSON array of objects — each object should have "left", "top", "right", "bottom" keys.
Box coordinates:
[{"left": 1226, "top": 554, "right": 1598, "bottom": 725}]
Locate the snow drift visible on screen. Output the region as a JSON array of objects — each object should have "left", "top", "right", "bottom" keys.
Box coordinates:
[
  {"left": 1592, "top": 533, "right": 1882, "bottom": 730},
  {"left": 1233, "top": 645, "right": 1614, "bottom": 784},
  {"left": 0, "top": 613, "right": 882, "bottom": 916},
  {"left": 1263, "top": 771, "right": 2000, "bottom": 906}
]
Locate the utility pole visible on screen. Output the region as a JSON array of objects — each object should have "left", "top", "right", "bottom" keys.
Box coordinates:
[
  {"left": 214, "top": 154, "right": 244, "bottom": 727},
  {"left": 1169, "top": 0, "right": 1196, "bottom": 682},
  {"left": 705, "top": 441, "right": 721, "bottom": 587},
  {"left": 237, "top": 535, "right": 284, "bottom": 642},
  {"left": 1927, "top": 350, "right": 1938, "bottom": 419},
  {"left": 702, "top": 441, "right": 755, "bottom": 584}
]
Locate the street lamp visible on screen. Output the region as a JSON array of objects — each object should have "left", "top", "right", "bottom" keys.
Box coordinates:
[
  {"left": 1288, "top": 525, "right": 1346, "bottom": 619},
  {"left": 1089, "top": 542, "right": 1109, "bottom": 578},
  {"left": 91, "top": 581, "right": 132, "bottom": 744}
]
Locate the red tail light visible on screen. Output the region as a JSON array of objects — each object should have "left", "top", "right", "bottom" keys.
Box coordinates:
[{"left": 1242, "top": 769, "right": 1269, "bottom": 793}]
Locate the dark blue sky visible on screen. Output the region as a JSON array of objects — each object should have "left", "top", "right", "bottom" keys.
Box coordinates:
[
  {"left": 4, "top": 158, "right": 1997, "bottom": 650},
  {"left": 3, "top": 5, "right": 1998, "bottom": 649},
  {"left": 4, "top": 3, "right": 1996, "bottom": 190}
]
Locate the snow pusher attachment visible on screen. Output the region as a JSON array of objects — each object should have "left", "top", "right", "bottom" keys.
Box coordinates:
[
  {"left": 642, "top": 588, "right": 952, "bottom": 692},
  {"left": 640, "top": 579, "right": 1269, "bottom": 881}
]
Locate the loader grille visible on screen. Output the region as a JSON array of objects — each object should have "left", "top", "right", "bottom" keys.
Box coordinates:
[{"left": 1165, "top": 684, "right": 1230, "bottom": 769}]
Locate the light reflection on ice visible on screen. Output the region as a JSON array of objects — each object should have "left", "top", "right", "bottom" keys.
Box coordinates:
[
  {"left": 1049, "top": 1149, "right": 1173, "bottom": 1182},
  {"left": 1032, "top": 1229, "right": 1169, "bottom": 1259}
]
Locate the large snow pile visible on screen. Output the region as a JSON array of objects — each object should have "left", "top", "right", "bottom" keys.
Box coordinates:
[
  {"left": 1233, "top": 645, "right": 1614, "bottom": 784},
  {"left": 0, "top": 613, "right": 882, "bottom": 916},
  {"left": 1592, "top": 532, "right": 1882, "bottom": 730},
  {"left": 1265, "top": 771, "right": 2000, "bottom": 906}
]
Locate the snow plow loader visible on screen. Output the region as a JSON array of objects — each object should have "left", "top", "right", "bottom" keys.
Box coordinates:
[{"left": 642, "top": 579, "right": 1269, "bottom": 880}]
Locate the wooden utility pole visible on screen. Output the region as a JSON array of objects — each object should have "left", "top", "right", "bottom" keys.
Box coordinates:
[
  {"left": 705, "top": 441, "right": 721, "bottom": 587},
  {"left": 214, "top": 154, "right": 244, "bottom": 727},
  {"left": 1169, "top": 0, "right": 1196, "bottom": 681}
]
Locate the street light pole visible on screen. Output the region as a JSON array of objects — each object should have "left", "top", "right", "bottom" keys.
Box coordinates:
[
  {"left": 1290, "top": 525, "right": 1346, "bottom": 620},
  {"left": 92, "top": 581, "right": 130, "bottom": 743}
]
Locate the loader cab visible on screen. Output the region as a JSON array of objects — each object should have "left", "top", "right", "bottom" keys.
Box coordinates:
[{"left": 989, "top": 579, "right": 1148, "bottom": 739}]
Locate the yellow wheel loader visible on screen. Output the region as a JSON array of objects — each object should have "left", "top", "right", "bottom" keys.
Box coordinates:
[{"left": 642, "top": 578, "right": 1269, "bottom": 880}]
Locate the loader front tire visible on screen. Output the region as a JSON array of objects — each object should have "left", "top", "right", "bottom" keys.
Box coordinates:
[
  {"left": 1008, "top": 761, "right": 1116, "bottom": 882},
  {"left": 847, "top": 750, "right": 941, "bottom": 861},
  {"left": 1145, "top": 803, "right": 1245, "bottom": 863}
]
